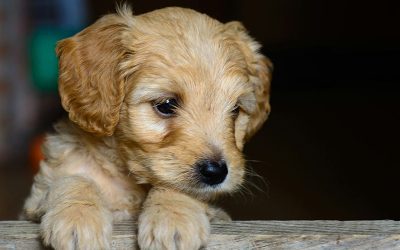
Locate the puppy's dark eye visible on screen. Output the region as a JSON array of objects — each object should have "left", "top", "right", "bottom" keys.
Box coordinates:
[
  {"left": 153, "top": 98, "right": 178, "bottom": 117},
  {"left": 232, "top": 105, "right": 240, "bottom": 117}
]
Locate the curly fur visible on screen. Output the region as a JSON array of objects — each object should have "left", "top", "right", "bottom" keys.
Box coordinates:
[{"left": 22, "top": 6, "right": 272, "bottom": 250}]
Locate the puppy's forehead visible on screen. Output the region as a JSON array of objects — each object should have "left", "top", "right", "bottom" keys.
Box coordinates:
[{"left": 128, "top": 8, "right": 252, "bottom": 101}]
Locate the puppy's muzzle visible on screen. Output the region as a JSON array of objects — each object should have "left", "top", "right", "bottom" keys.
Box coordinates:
[{"left": 196, "top": 160, "right": 228, "bottom": 186}]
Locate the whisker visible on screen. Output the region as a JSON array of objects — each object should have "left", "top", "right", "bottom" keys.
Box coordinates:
[
  {"left": 245, "top": 159, "right": 263, "bottom": 163},
  {"left": 242, "top": 163, "right": 270, "bottom": 197}
]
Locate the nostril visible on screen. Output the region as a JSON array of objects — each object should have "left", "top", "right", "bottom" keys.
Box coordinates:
[{"left": 198, "top": 160, "right": 228, "bottom": 186}]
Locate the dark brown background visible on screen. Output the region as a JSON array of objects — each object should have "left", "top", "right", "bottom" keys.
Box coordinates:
[{"left": 1, "top": 0, "right": 399, "bottom": 220}]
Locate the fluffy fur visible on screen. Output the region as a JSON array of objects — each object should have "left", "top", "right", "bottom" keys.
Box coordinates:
[{"left": 22, "top": 6, "right": 272, "bottom": 250}]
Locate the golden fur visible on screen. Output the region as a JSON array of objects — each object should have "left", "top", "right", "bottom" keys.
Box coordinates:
[{"left": 22, "top": 6, "right": 272, "bottom": 250}]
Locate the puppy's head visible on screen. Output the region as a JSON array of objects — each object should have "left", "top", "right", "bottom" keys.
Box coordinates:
[{"left": 57, "top": 6, "right": 272, "bottom": 199}]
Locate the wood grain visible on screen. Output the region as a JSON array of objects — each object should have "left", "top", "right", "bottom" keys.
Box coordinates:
[{"left": 1, "top": 220, "right": 400, "bottom": 249}]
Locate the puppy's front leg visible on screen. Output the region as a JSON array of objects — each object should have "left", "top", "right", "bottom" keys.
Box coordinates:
[
  {"left": 138, "top": 188, "right": 210, "bottom": 250},
  {"left": 40, "top": 176, "right": 113, "bottom": 250}
]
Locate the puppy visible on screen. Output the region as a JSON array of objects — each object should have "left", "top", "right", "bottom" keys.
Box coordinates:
[{"left": 22, "top": 6, "right": 272, "bottom": 250}]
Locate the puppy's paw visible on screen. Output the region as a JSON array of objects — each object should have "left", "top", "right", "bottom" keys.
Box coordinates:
[
  {"left": 41, "top": 203, "right": 112, "bottom": 250},
  {"left": 138, "top": 208, "right": 209, "bottom": 250},
  {"left": 138, "top": 190, "right": 210, "bottom": 250}
]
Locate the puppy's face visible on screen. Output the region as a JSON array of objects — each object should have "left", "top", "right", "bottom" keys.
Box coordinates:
[{"left": 56, "top": 7, "right": 272, "bottom": 199}]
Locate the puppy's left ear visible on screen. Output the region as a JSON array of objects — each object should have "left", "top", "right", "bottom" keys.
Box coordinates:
[{"left": 225, "top": 21, "right": 273, "bottom": 141}]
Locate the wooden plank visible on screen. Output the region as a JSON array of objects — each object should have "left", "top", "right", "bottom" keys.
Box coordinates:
[{"left": 1, "top": 220, "right": 400, "bottom": 249}]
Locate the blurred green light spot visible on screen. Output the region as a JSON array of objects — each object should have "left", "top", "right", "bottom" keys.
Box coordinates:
[{"left": 29, "top": 27, "right": 77, "bottom": 92}]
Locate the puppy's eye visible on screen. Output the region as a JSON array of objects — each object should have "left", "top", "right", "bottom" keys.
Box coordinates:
[
  {"left": 232, "top": 104, "right": 240, "bottom": 117},
  {"left": 153, "top": 98, "right": 178, "bottom": 117}
]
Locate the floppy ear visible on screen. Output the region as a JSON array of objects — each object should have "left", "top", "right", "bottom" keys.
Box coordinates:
[
  {"left": 246, "top": 54, "right": 272, "bottom": 140},
  {"left": 225, "top": 21, "right": 273, "bottom": 141},
  {"left": 56, "top": 13, "right": 131, "bottom": 136}
]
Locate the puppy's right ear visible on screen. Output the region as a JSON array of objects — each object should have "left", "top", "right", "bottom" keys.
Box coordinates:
[
  {"left": 224, "top": 21, "right": 273, "bottom": 141},
  {"left": 56, "top": 11, "right": 132, "bottom": 136}
]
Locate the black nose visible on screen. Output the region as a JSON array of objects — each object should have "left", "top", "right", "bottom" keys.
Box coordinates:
[{"left": 197, "top": 160, "right": 228, "bottom": 185}]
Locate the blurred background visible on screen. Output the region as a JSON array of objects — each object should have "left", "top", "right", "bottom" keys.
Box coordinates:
[{"left": 0, "top": 0, "right": 399, "bottom": 220}]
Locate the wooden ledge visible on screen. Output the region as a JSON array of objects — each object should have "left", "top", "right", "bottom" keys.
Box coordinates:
[{"left": 1, "top": 220, "right": 400, "bottom": 249}]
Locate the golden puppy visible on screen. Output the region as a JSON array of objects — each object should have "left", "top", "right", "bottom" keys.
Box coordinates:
[{"left": 22, "top": 6, "right": 272, "bottom": 250}]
